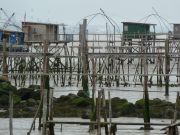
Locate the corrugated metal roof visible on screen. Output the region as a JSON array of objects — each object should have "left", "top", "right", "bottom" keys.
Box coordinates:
[
  {"left": 22, "top": 21, "right": 59, "bottom": 26},
  {"left": 0, "top": 28, "right": 24, "bottom": 33},
  {"left": 122, "top": 22, "right": 156, "bottom": 25}
]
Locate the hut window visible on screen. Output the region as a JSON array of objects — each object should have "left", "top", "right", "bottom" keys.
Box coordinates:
[
  {"left": 33, "top": 28, "right": 37, "bottom": 33},
  {"left": 175, "top": 26, "right": 179, "bottom": 32},
  {"left": 124, "top": 25, "right": 128, "bottom": 31}
]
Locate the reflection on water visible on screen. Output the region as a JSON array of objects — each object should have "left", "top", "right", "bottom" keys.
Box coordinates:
[{"left": 0, "top": 117, "right": 175, "bottom": 135}]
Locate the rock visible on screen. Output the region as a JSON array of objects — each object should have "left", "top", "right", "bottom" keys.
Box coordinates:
[
  {"left": 13, "top": 108, "right": 36, "bottom": 118},
  {"left": 13, "top": 94, "right": 21, "bottom": 104},
  {"left": 28, "top": 85, "right": 40, "bottom": 90},
  {"left": 23, "top": 107, "right": 37, "bottom": 112},
  {"left": 118, "top": 102, "right": 135, "bottom": 116},
  {"left": 68, "top": 93, "right": 78, "bottom": 100},
  {"left": 71, "top": 97, "right": 91, "bottom": 107},
  {"left": 135, "top": 99, "right": 144, "bottom": 109},
  {"left": 77, "top": 90, "right": 88, "bottom": 98},
  {"left": 81, "top": 110, "right": 90, "bottom": 119},
  {"left": 27, "top": 98, "right": 37, "bottom": 106},
  {"left": 57, "top": 95, "right": 71, "bottom": 103},
  {"left": 28, "top": 85, "right": 54, "bottom": 90},
  {"left": 0, "top": 82, "right": 17, "bottom": 93},
  {"left": 111, "top": 97, "right": 128, "bottom": 117},
  {"left": 139, "top": 126, "right": 154, "bottom": 130},
  {"left": 16, "top": 88, "right": 40, "bottom": 100},
  {"left": 18, "top": 100, "right": 27, "bottom": 108},
  {"left": 135, "top": 98, "right": 175, "bottom": 118},
  {"left": 0, "top": 76, "right": 9, "bottom": 83},
  {"left": 0, "top": 94, "right": 9, "bottom": 106}
]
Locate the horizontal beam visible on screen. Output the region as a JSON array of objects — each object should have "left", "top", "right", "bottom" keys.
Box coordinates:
[{"left": 47, "top": 120, "right": 169, "bottom": 126}]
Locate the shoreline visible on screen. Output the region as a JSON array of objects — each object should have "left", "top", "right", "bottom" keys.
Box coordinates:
[{"left": 0, "top": 87, "right": 177, "bottom": 119}]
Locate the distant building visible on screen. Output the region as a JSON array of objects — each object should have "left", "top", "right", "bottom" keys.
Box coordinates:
[
  {"left": 22, "top": 22, "right": 59, "bottom": 42},
  {"left": 0, "top": 29, "right": 26, "bottom": 52},
  {"left": 0, "top": 29, "right": 24, "bottom": 45},
  {"left": 173, "top": 24, "right": 180, "bottom": 39},
  {"left": 122, "top": 22, "right": 156, "bottom": 39}
]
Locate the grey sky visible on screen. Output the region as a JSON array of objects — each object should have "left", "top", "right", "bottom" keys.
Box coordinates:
[{"left": 1, "top": 0, "right": 180, "bottom": 32}]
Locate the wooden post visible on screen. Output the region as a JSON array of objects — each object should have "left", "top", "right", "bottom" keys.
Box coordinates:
[
  {"left": 27, "top": 95, "right": 43, "bottom": 135},
  {"left": 173, "top": 92, "right": 179, "bottom": 123},
  {"left": 49, "top": 89, "right": 54, "bottom": 135},
  {"left": 77, "top": 42, "right": 81, "bottom": 87},
  {"left": 89, "top": 58, "right": 97, "bottom": 131},
  {"left": 60, "top": 124, "right": 62, "bottom": 132},
  {"left": 92, "top": 58, "right": 97, "bottom": 109},
  {"left": 42, "top": 89, "right": 47, "bottom": 135},
  {"left": 158, "top": 57, "right": 163, "bottom": 86},
  {"left": 143, "top": 45, "right": 150, "bottom": 130},
  {"left": 108, "top": 91, "right": 112, "bottom": 134},
  {"left": 38, "top": 98, "right": 43, "bottom": 130},
  {"left": 140, "top": 39, "right": 143, "bottom": 83},
  {"left": 97, "top": 91, "right": 101, "bottom": 135},
  {"left": 41, "top": 40, "right": 50, "bottom": 134},
  {"left": 63, "top": 26, "right": 68, "bottom": 86},
  {"left": 80, "top": 19, "right": 89, "bottom": 97},
  {"left": 167, "top": 125, "right": 179, "bottom": 135},
  {"left": 152, "top": 25, "right": 156, "bottom": 64},
  {"left": 177, "top": 45, "right": 180, "bottom": 83},
  {"left": 3, "top": 39, "right": 8, "bottom": 78},
  {"left": 9, "top": 91, "right": 13, "bottom": 135},
  {"left": 165, "top": 39, "right": 170, "bottom": 96},
  {"left": 2, "top": 38, "right": 12, "bottom": 134},
  {"left": 102, "top": 89, "right": 108, "bottom": 135}
]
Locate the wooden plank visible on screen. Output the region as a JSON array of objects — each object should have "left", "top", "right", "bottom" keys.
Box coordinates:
[{"left": 46, "top": 121, "right": 169, "bottom": 126}]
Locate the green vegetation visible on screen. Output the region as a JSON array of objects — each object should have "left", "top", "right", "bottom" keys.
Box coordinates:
[{"left": 0, "top": 86, "right": 177, "bottom": 119}]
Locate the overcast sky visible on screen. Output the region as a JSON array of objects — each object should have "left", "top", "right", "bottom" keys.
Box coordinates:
[{"left": 1, "top": 0, "right": 180, "bottom": 32}]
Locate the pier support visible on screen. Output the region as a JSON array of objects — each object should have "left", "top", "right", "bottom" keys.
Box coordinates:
[
  {"left": 89, "top": 58, "right": 97, "bottom": 131},
  {"left": 165, "top": 39, "right": 170, "bottom": 96},
  {"left": 80, "top": 19, "right": 89, "bottom": 97},
  {"left": 2, "top": 39, "right": 8, "bottom": 78},
  {"left": 3, "top": 38, "right": 13, "bottom": 135},
  {"left": 9, "top": 91, "right": 13, "bottom": 135},
  {"left": 143, "top": 45, "right": 150, "bottom": 130}
]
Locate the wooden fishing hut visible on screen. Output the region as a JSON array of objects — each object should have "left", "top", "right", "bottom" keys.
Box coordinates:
[
  {"left": 173, "top": 24, "right": 180, "bottom": 39},
  {"left": 22, "top": 21, "right": 59, "bottom": 42},
  {"left": 122, "top": 22, "right": 156, "bottom": 40}
]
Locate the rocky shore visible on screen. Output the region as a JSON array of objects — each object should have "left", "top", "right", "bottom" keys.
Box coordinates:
[{"left": 0, "top": 83, "right": 178, "bottom": 119}]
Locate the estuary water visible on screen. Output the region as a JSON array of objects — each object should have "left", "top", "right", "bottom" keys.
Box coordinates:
[
  {"left": 53, "top": 85, "right": 179, "bottom": 103},
  {"left": 1, "top": 35, "right": 180, "bottom": 134},
  {"left": 0, "top": 84, "right": 178, "bottom": 135},
  {"left": 0, "top": 117, "right": 176, "bottom": 135}
]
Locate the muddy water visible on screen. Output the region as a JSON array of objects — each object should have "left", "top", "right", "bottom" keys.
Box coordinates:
[
  {"left": 0, "top": 117, "right": 175, "bottom": 135},
  {"left": 53, "top": 85, "right": 178, "bottom": 103}
]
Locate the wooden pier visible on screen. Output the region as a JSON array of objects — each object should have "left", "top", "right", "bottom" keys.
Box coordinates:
[
  {"left": 1, "top": 19, "right": 180, "bottom": 135},
  {"left": 1, "top": 33, "right": 180, "bottom": 91}
]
